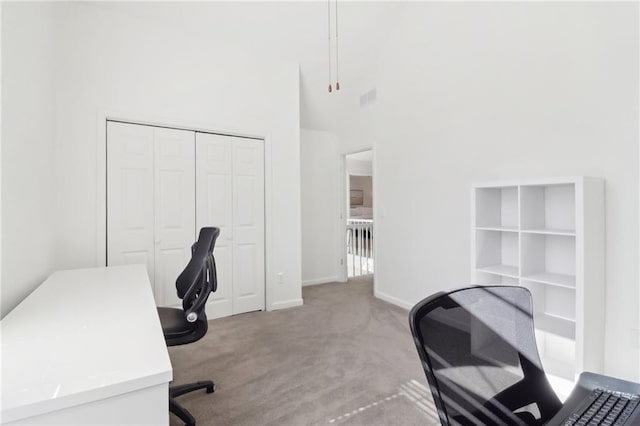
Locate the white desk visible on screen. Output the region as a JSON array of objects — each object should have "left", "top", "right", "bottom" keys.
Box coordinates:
[{"left": 1, "top": 265, "right": 173, "bottom": 425}]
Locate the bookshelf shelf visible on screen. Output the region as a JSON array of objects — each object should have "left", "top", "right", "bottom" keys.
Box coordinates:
[
  {"left": 522, "top": 272, "right": 576, "bottom": 289},
  {"left": 521, "top": 228, "right": 576, "bottom": 237},
  {"left": 476, "top": 265, "right": 519, "bottom": 279},
  {"left": 476, "top": 226, "right": 519, "bottom": 233},
  {"left": 534, "top": 314, "right": 576, "bottom": 340}
]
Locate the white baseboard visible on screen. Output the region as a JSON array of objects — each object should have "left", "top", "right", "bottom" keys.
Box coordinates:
[
  {"left": 302, "top": 276, "right": 339, "bottom": 287},
  {"left": 269, "top": 298, "right": 304, "bottom": 310},
  {"left": 374, "top": 291, "right": 413, "bottom": 310}
]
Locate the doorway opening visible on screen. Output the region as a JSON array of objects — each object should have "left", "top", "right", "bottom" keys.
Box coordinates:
[{"left": 344, "top": 150, "right": 374, "bottom": 278}]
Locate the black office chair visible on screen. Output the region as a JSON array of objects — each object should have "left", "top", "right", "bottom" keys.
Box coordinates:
[
  {"left": 158, "top": 227, "right": 220, "bottom": 426},
  {"left": 409, "top": 286, "right": 563, "bottom": 426}
]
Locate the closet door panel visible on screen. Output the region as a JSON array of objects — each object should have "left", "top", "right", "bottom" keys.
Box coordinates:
[
  {"left": 196, "top": 133, "right": 233, "bottom": 318},
  {"left": 232, "top": 138, "right": 265, "bottom": 315},
  {"left": 154, "top": 127, "right": 196, "bottom": 307},
  {"left": 107, "top": 122, "right": 155, "bottom": 286}
]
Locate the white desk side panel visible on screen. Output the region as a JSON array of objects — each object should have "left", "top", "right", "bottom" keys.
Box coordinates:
[
  {"left": 4, "top": 384, "right": 168, "bottom": 426},
  {"left": 0, "top": 265, "right": 172, "bottom": 425}
]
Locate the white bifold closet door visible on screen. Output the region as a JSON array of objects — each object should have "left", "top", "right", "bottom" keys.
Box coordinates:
[
  {"left": 106, "top": 122, "right": 155, "bottom": 284},
  {"left": 153, "top": 127, "right": 196, "bottom": 307},
  {"left": 196, "top": 132, "right": 265, "bottom": 318},
  {"left": 107, "top": 121, "right": 195, "bottom": 307}
]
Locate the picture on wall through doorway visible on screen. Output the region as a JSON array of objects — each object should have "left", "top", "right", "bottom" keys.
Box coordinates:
[{"left": 350, "top": 190, "right": 364, "bottom": 206}]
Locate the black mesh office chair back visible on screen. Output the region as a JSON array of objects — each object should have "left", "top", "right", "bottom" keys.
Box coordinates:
[
  {"left": 158, "top": 226, "right": 220, "bottom": 426},
  {"left": 409, "top": 286, "right": 562, "bottom": 426}
]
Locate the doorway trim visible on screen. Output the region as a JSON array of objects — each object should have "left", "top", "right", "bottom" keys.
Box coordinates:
[{"left": 340, "top": 147, "right": 377, "bottom": 294}]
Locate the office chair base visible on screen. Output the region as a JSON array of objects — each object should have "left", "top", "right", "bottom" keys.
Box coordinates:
[{"left": 169, "top": 380, "right": 215, "bottom": 426}]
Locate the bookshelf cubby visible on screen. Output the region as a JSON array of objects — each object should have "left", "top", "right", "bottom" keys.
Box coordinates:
[
  {"left": 521, "top": 233, "right": 576, "bottom": 288},
  {"left": 471, "top": 177, "right": 605, "bottom": 381},
  {"left": 475, "top": 186, "right": 518, "bottom": 230},
  {"left": 475, "top": 230, "right": 519, "bottom": 278}
]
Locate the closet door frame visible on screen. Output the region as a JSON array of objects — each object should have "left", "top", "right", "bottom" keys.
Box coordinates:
[{"left": 97, "top": 113, "right": 273, "bottom": 312}]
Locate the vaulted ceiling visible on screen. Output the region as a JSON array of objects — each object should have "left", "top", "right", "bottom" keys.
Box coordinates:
[{"left": 91, "top": 1, "right": 406, "bottom": 133}]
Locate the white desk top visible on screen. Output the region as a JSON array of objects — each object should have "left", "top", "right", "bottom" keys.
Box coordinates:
[{"left": 1, "top": 265, "right": 173, "bottom": 423}]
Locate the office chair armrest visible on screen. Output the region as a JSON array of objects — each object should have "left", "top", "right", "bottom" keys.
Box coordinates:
[
  {"left": 184, "top": 279, "right": 207, "bottom": 323},
  {"left": 184, "top": 254, "right": 216, "bottom": 323},
  {"left": 185, "top": 297, "right": 207, "bottom": 323}
]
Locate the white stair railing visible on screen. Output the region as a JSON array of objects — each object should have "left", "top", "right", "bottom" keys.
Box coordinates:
[{"left": 346, "top": 219, "right": 374, "bottom": 277}]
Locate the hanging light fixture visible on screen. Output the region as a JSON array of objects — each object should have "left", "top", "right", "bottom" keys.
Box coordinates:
[{"left": 327, "top": 0, "right": 340, "bottom": 93}]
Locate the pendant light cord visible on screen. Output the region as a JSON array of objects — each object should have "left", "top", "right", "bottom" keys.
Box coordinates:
[
  {"left": 327, "top": 0, "right": 332, "bottom": 92},
  {"left": 335, "top": 0, "right": 340, "bottom": 90}
]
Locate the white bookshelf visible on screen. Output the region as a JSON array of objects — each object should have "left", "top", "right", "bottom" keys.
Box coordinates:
[{"left": 471, "top": 177, "right": 605, "bottom": 381}]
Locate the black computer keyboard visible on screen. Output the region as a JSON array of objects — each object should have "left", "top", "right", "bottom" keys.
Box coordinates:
[{"left": 562, "top": 388, "right": 640, "bottom": 425}]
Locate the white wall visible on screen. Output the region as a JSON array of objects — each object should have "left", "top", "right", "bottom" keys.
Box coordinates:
[
  {"left": 346, "top": 158, "right": 372, "bottom": 176},
  {"left": 2, "top": 2, "right": 303, "bottom": 314},
  {"left": 300, "top": 129, "right": 340, "bottom": 286},
  {"left": 1, "top": 3, "right": 57, "bottom": 317},
  {"left": 336, "top": 3, "right": 639, "bottom": 380}
]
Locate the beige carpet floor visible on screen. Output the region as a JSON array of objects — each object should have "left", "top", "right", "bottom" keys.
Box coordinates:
[{"left": 168, "top": 275, "right": 440, "bottom": 426}]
